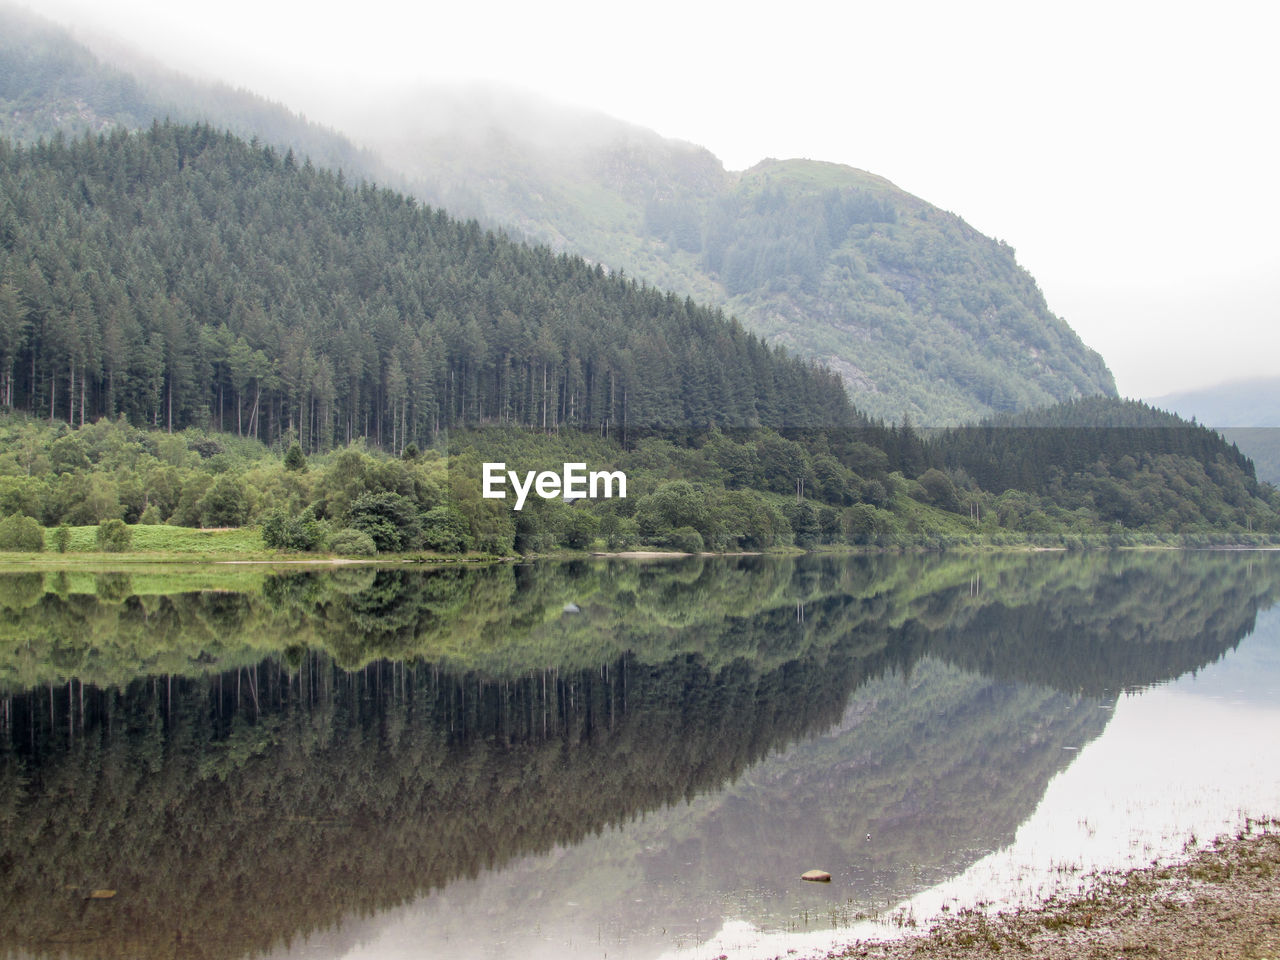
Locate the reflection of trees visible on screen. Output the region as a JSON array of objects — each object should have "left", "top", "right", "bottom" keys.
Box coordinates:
[
  {"left": 0, "top": 551, "right": 1278, "bottom": 959},
  {"left": 9, "top": 551, "right": 1279, "bottom": 692}
]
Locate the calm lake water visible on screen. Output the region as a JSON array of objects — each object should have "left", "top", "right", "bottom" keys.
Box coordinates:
[{"left": 2, "top": 551, "right": 1279, "bottom": 960}]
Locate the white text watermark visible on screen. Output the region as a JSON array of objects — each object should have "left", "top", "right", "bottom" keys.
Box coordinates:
[{"left": 482, "top": 462, "right": 627, "bottom": 511}]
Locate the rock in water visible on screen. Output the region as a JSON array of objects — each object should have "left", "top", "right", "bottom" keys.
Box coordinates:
[{"left": 801, "top": 870, "right": 832, "bottom": 882}]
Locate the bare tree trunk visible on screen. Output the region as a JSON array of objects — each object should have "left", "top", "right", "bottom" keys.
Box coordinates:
[{"left": 249, "top": 381, "right": 260, "bottom": 438}]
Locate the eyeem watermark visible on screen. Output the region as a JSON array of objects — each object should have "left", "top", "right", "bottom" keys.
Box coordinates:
[{"left": 482, "top": 462, "right": 627, "bottom": 511}]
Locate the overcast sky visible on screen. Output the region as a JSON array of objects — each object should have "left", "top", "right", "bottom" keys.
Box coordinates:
[{"left": 28, "top": 0, "right": 1280, "bottom": 399}]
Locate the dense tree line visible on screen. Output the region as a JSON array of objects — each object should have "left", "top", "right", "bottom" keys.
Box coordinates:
[
  {"left": 1, "top": 399, "right": 1278, "bottom": 557},
  {"left": 0, "top": 123, "right": 854, "bottom": 454},
  {"left": 930, "top": 398, "right": 1273, "bottom": 534}
]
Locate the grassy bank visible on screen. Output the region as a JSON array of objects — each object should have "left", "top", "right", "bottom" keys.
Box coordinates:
[
  {"left": 0, "top": 524, "right": 518, "bottom": 566},
  {"left": 0, "top": 524, "right": 271, "bottom": 563},
  {"left": 2, "top": 523, "right": 1279, "bottom": 569}
]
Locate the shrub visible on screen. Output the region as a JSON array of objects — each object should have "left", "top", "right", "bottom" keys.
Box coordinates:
[
  {"left": 96, "top": 518, "right": 133, "bottom": 552},
  {"left": 327, "top": 528, "right": 377, "bottom": 556},
  {"left": 783, "top": 500, "right": 820, "bottom": 548},
  {"left": 197, "top": 476, "right": 250, "bottom": 527},
  {"left": 600, "top": 514, "right": 639, "bottom": 550},
  {"left": 917, "top": 468, "right": 963, "bottom": 513},
  {"left": 421, "top": 506, "right": 473, "bottom": 553},
  {"left": 559, "top": 510, "right": 599, "bottom": 550},
  {"left": 284, "top": 442, "right": 307, "bottom": 472},
  {"left": 0, "top": 514, "right": 45, "bottom": 552},
  {"left": 347, "top": 492, "right": 421, "bottom": 552},
  {"left": 53, "top": 524, "right": 71, "bottom": 553},
  {"left": 667, "top": 526, "right": 704, "bottom": 553},
  {"left": 261, "top": 509, "right": 324, "bottom": 551}
]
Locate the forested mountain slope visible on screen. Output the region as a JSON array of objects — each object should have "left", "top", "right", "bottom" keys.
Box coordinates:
[
  {"left": 345, "top": 87, "right": 1118, "bottom": 424},
  {"left": 0, "top": 123, "right": 854, "bottom": 451},
  {"left": 0, "top": 10, "right": 1116, "bottom": 426}
]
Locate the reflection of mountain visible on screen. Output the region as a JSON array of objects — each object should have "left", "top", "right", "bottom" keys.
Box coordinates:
[
  {"left": 1, "top": 552, "right": 1278, "bottom": 959},
  {"left": 0, "top": 646, "right": 876, "bottom": 960},
  {"left": 906, "top": 552, "right": 1279, "bottom": 694}
]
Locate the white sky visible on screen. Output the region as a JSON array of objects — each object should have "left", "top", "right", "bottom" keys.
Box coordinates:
[{"left": 27, "top": 0, "right": 1280, "bottom": 398}]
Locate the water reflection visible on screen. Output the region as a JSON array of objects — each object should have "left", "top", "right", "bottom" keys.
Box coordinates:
[{"left": 1, "top": 551, "right": 1278, "bottom": 960}]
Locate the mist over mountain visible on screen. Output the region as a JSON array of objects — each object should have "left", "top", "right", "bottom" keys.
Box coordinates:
[
  {"left": 338, "top": 84, "right": 1118, "bottom": 425},
  {"left": 1, "top": 8, "right": 1116, "bottom": 427},
  {"left": 0, "top": 3, "right": 391, "bottom": 185},
  {"left": 1149, "top": 377, "right": 1280, "bottom": 429}
]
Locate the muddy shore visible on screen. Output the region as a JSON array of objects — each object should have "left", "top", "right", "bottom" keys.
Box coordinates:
[{"left": 821, "top": 823, "right": 1280, "bottom": 960}]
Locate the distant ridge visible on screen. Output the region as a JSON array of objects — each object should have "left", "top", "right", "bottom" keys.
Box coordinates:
[
  {"left": 1148, "top": 377, "right": 1280, "bottom": 484},
  {"left": 1148, "top": 377, "right": 1280, "bottom": 428}
]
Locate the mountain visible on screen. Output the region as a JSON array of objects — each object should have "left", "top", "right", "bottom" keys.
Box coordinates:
[
  {"left": 1149, "top": 377, "right": 1280, "bottom": 484},
  {"left": 0, "top": 13, "right": 1270, "bottom": 547},
  {"left": 0, "top": 122, "right": 853, "bottom": 448},
  {"left": 0, "top": 9, "right": 1116, "bottom": 426},
  {"left": 340, "top": 85, "right": 1118, "bottom": 424}
]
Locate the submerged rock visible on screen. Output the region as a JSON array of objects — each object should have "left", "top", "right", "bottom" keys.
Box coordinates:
[{"left": 801, "top": 870, "right": 832, "bottom": 882}]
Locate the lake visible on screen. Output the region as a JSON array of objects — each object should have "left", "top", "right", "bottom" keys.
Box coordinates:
[{"left": 2, "top": 550, "right": 1279, "bottom": 960}]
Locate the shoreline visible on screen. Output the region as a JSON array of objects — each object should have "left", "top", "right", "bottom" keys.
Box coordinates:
[
  {"left": 817, "top": 822, "right": 1280, "bottom": 960},
  {"left": 2, "top": 541, "right": 1280, "bottom": 569}
]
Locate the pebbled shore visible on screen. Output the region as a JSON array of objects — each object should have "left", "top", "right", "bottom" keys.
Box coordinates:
[{"left": 822, "top": 822, "right": 1280, "bottom": 960}]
